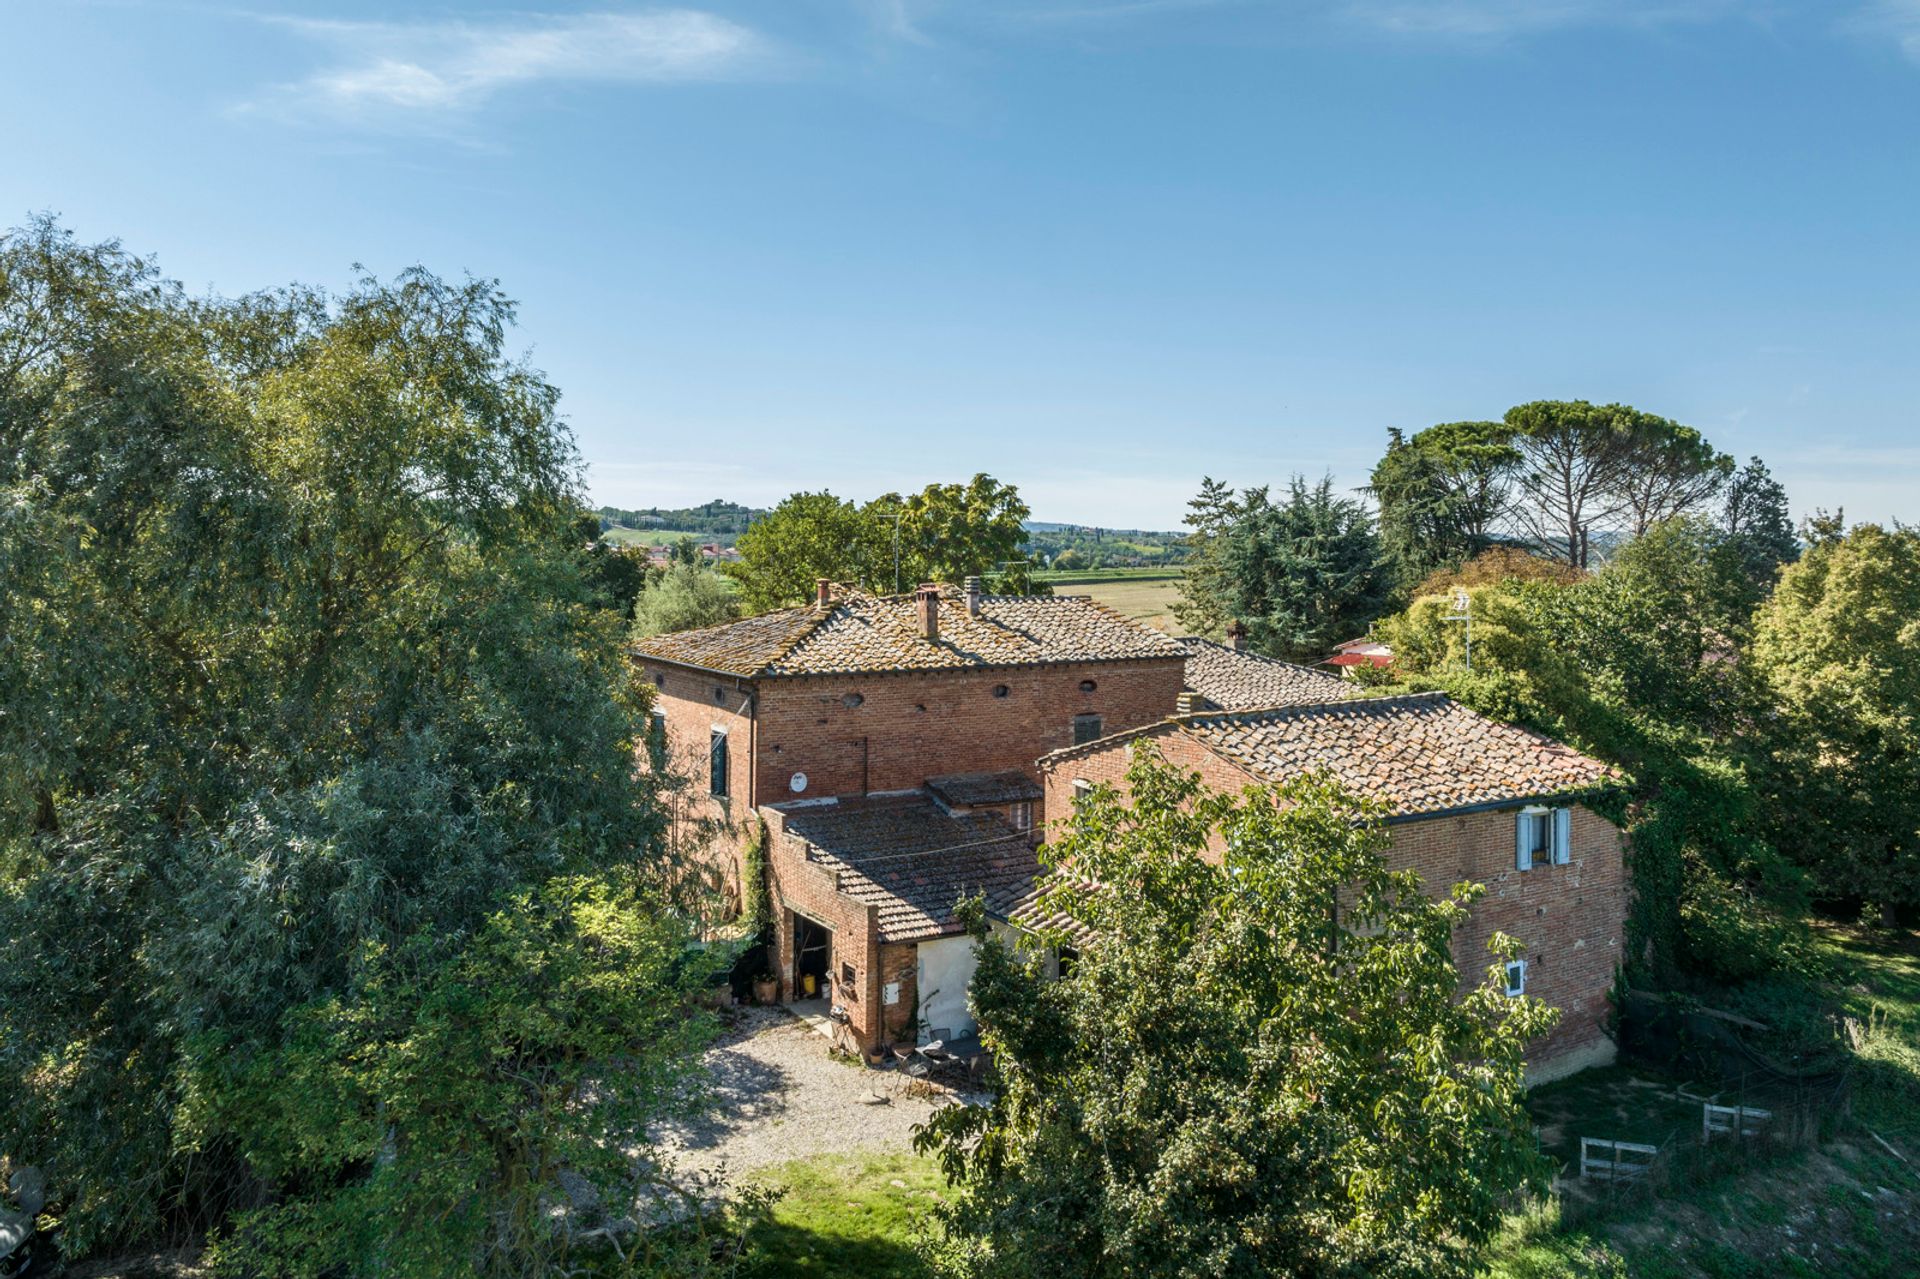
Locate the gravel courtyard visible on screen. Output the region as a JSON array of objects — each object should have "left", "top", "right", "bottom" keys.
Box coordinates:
[{"left": 658, "top": 1006, "right": 985, "bottom": 1184}]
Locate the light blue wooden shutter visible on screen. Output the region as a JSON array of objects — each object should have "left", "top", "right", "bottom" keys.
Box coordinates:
[
  {"left": 1515, "top": 811, "right": 1531, "bottom": 871},
  {"left": 1553, "top": 808, "right": 1572, "bottom": 864}
]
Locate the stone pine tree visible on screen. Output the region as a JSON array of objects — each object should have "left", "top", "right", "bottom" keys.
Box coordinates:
[
  {"left": 1504, "top": 400, "right": 1731, "bottom": 568},
  {"left": 915, "top": 749, "right": 1556, "bottom": 1279}
]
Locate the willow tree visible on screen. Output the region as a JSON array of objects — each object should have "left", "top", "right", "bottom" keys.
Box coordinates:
[{"left": 0, "top": 218, "right": 736, "bottom": 1272}]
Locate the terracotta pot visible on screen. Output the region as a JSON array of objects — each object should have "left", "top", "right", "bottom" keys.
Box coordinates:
[{"left": 753, "top": 977, "right": 778, "bottom": 1005}]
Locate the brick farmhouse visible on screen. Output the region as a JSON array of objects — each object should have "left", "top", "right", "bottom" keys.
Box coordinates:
[{"left": 633, "top": 579, "right": 1625, "bottom": 1080}]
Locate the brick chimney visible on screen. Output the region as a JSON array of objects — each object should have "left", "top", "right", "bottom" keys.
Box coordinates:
[
  {"left": 914, "top": 583, "right": 940, "bottom": 641},
  {"left": 963, "top": 575, "right": 984, "bottom": 617},
  {"left": 1175, "top": 691, "right": 1204, "bottom": 715},
  {"left": 816, "top": 578, "right": 833, "bottom": 610},
  {"left": 1226, "top": 620, "right": 1248, "bottom": 652}
]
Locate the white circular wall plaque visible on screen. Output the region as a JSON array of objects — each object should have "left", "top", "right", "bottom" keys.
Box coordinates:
[{"left": 789, "top": 772, "right": 809, "bottom": 793}]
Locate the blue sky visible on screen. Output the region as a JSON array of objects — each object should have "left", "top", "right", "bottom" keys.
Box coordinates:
[{"left": 7, "top": 1, "right": 1918, "bottom": 528}]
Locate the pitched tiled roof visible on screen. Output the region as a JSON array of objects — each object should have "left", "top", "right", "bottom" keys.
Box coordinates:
[
  {"left": 1168, "top": 692, "right": 1615, "bottom": 818},
  {"left": 777, "top": 794, "right": 1040, "bottom": 943},
  {"left": 633, "top": 585, "right": 1186, "bottom": 678},
  {"left": 926, "top": 770, "right": 1044, "bottom": 809},
  {"left": 1179, "top": 637, "right": 1353, "bottom": 711},
  {"left": 990, "top": 873, "right": 1098, "bottom": 945}
]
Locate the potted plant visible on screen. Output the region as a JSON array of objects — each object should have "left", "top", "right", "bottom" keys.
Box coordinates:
[{"left": 752, "top": 971, "right": 778, "bottom": 1005}]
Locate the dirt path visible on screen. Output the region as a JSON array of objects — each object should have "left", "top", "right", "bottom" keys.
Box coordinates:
[{"left": 658, "top": 1006, "right": 984, "bottom": 1184}]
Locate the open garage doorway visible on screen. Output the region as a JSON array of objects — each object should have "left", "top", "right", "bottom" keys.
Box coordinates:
[{"left": 792, "top": 913, "right": 832, "bottom": 1007}]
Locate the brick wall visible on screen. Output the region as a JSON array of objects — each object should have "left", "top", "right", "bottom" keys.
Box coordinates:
[
  {"left": 1040, "top": 725, "right": 1257, "bottom": 848},
  {"left": 1039, "top": 731, "right": 1625, "bottom": 1081},
  {"left": 1385, "top": 805, "right": 1625, "bottom": 1081},
  {"left": 752, "top": 658, "right": 1185, "bottom": 804},
  {"left": 760, "top": 805, "right": 886, "bottom": 1049},
  {"left": 640, "top": 653, "right": 1184, "bottom": 910},
  {"left": 638, "top": 661, "right": 760, "bottom": 909}
]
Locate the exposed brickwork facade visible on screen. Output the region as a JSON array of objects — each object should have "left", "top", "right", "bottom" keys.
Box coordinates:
[
  {"left": 638, "top": 595, "right": 1624, "bottom": 1080},
  {"left": 641, "top": 653, "right": 1185, "bottom": 902},
  {"left": 1385, "top": 806, "right": 1624, "bottom": 1081},
  {"left": 1040, "top": 729, "right": 1625, "bottom": 1081}
]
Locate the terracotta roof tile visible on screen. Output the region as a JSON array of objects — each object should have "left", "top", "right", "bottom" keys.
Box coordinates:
[
  {"left": 634, "top": 585, "right": 1185, "bottom": 678},
  {"left": 777, "top": 794, "right": 1040, "bottom": 943},
  {"left": 926, "top": 770, "right": 1044, "bottom": 808},
  {"left": 991, "top": 873, "right": 1098, "bottom": 945},
  {"left": 1172, "top": 692, "right": 1616, "bottom": 818},
  {"left": 1179, "top": 637, "right": 1353, "bottom": 711}
]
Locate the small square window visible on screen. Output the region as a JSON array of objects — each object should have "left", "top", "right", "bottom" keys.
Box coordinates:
[
  {"left": 1504, "top": 959, "right": 1528, "bottom": 998},
  {"left": 1072, "top": 713, "right": 1104, "bottom": 746}
]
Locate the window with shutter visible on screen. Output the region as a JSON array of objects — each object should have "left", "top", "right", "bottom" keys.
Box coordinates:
[
  {"left": 1072, "top": 713, "right": 1104, "bottom": 746},
  {"left": 1552, "top": 807, "right": 1573, "bottom": 864},
  {"left": 1516, "top": 808, "right": 1551, "bottom": 870}
]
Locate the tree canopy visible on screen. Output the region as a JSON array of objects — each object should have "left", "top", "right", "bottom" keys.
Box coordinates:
[
  {"left": 915, "top": 749, "right": 1554, "bottom": 1279},
  {"left": 1174, "top": 475, "right": 1386, "bottom": 660},
  {"left": 1368, "top": 420, "right": 1521, "bottom": 590},
  {"left": 1505, "top": 400, "right": 1732, "bottom": 568},
  {"left": 1750, "top": 523, "right": 1920, "bottom": 917},
  {"left": 725, "top": 474, "right": 1038, "bottom": 611},
  {"left": 0, "top": 217, "right": 734, "bottom": 1271},
  {"left": 631, "top": 560, "right": 741, "bottom": 637}
]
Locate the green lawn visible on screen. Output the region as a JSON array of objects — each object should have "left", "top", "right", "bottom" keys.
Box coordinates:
[
  {"left": 742, "top": 1154, "right": 945, "bottom": 1278},
  {"left": 729, "top": 928, "right": 1920, "bottom": 1279}
]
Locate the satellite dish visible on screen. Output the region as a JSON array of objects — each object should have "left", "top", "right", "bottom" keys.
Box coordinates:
[{"left": 790, "top": 772, "right": 809, "bottom": 794}]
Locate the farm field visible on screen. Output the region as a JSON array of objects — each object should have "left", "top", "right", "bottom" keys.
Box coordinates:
[
  {"left": 1040, "top": 567, "right": 1186, "bottom": 634},
  {"left": 599, "top": 525, "right": 728, "bottom": 548}
]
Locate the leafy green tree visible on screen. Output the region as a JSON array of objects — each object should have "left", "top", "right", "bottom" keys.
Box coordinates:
[
  {"left": 0, "top": 218, "right": 726, "bottom": 1266},
  {"left": 1718, "top": 455, "right": 1798, "bottom": 600},
  {"left": 1615, "top": 415, "right": 1734, "bottom": 540},
  {"left": 1217, "top": 476, "right": 1386, "bottom": 661},
  {"left": 1170, "top": 475, "right": 1243, "bottom": 637},
  {"left": 573, "top": 510, "right": 649, "bottom": 618},
  {"left": 727, "top": 474, "right": 1040, "bottom": 609},
  {"left": 1368, "top": 420, "right": 1520, "bottom": 590},
  {"left": 1506, "top": 401, "right": 1729, "bottom": 567},
  {"left": 915, "top": 750, "right": 1555, "bottom": 1279},
  {"left": 872, "top": 472, "right": 1033, "bottom": 593},
  {"left": 1750, "top": 524, "right": 1920, "bottom": 919},
  {"left": 632, "top": 562, "right": 742, "bottom": 637},
  {"left": 1376, "top": 525, "right": 1807, "bottom": 982},
  {"left": 193, "top": 877, "right": 740, "bottom": 1277},
  {"left": 726, "top": 489, "right": 878, "bottom": 611}
]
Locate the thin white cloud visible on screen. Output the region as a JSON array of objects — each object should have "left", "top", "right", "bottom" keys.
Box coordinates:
[
  {"left": 1339, "top": 0, "right": 1750, "bottom": 39},
  {"left": 1851, "top": 0, "right": 1920, "bottom": 61},
  {"left": 246, "top": 9, "right": 770, "bottom": 122}
]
